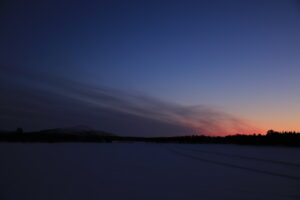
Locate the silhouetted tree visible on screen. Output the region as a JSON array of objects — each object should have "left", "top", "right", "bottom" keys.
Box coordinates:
[
  {"left": 16, "top": 128, "right": 23, "bottom": 134},
  {"left": 266, "top": 129, "right": 277, "bottom": 136}
]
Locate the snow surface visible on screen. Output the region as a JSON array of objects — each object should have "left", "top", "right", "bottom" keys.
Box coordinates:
[{"left": 0, "top": 143, "right": 300, "bottom": 200}]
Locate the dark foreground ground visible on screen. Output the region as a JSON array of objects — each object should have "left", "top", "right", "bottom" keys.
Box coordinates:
[
  {"left": 2, "top": 130, "right": 300, "bottom": 147},
  {"left": 0, "top": 143, "right": 300, "bottom": 200}
]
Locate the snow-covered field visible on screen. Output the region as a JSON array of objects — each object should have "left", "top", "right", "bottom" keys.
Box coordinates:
[{"left": 0, "top": 143, "right": 300, "bottom": 200}]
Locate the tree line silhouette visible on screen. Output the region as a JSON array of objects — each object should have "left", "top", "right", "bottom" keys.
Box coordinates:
[
  {"left": 0, "top": 129, "right": 300, "bottom": 147},
  {"left": 0, "top": 128, "right": 113, "bottom": 143}
]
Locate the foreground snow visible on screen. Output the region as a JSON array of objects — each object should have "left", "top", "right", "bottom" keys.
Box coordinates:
[{"left": 0, "top": 143, "right": 299, "bottom": 200}]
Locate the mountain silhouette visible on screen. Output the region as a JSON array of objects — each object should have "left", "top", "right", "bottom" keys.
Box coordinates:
[{"left": 39, "top": 125, "right": 115, "bottom": 136}]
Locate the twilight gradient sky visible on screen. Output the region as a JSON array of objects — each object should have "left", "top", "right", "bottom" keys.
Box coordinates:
[{"left": 1, "top": 0, "right": 300, "bottom": 136}]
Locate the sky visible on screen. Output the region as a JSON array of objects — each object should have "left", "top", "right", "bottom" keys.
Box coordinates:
[{"left": 0, "top": 0, "right": 300, "bottom": 136}]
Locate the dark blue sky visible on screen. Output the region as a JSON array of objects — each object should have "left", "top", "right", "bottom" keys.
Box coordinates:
[{"left": 1, "top": 0, "right": 300, "bottom": 135}]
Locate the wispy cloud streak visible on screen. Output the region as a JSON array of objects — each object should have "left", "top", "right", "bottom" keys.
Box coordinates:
[{"left": 0, "top": 66, "right": 259, "bottom": 136}]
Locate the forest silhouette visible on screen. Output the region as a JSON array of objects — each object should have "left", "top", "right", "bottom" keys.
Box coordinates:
[{"left": 1, "top": 129, "right": 300, "bottom": 147}]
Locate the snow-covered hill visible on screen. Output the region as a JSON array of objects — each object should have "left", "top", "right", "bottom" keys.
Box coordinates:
[{"left": 39, "top": 125, "right": 114, "bottom": 136}]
